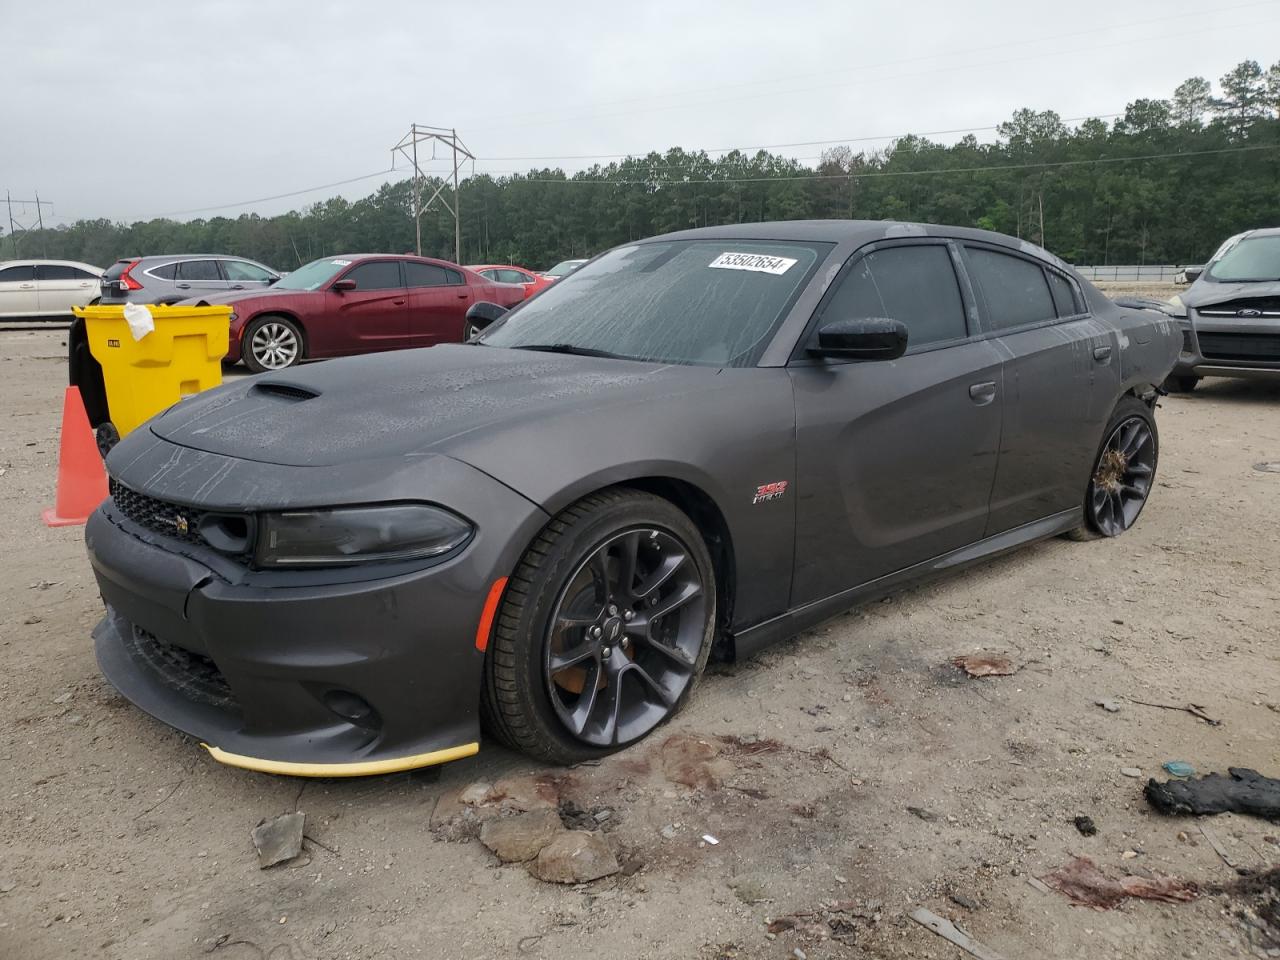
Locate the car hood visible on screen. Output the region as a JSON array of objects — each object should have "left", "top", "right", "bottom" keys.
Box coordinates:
[
  {"left": 149, "top": 344, "right": 728, "bottom": 467},
  {"left": 1182, "top": 279, "right": 1280, "bottom": 309}
]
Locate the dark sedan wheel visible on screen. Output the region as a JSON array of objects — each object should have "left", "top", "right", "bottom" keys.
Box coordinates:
[
  {"left": 464, "top": 320, "right": 483, "bottom": 340},
  {"left": 1068, "top": 397, "right": 1159, "bottom": 540},
  {"left": 483, "top": 489, "right": 716, "bottom": 764},
  {"left": 244, "top": 315, "right": 303, "bottom": 372}
]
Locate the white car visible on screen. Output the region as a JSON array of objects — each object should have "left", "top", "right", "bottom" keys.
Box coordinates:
[{"left": 0, "top": 259, "right": 103, "bottom": 319}]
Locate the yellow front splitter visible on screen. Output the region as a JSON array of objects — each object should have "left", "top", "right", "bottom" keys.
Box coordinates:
[{"left": 201, "top": 741, "right": 479, "bottom": 778}]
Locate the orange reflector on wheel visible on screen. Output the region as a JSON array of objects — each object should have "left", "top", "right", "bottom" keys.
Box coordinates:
[{"left": 475, "top": 577, "right": 508, "bottom": 652}]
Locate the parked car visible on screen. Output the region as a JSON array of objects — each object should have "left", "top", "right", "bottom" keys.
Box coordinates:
[
  {"left": 0, "top": 259, "right": 102, "bottom": 319},
  {"left": 1163, "top": 227, "right": 1280, "bottom": 391},
  {"left": 465, "top": 264, "right": 551, "bottom": 300},
  {"left": 86, "top": 220, "right": 1179, "bottom": 777},
  {"left": 100, "top": 255, "right": 280, "bottom": 305},
  {"left": 540, "top": 258, "right": 588, "bottom": 281},
  {"left": 181, "top": 253, "right": 525, "bottom": 372}
]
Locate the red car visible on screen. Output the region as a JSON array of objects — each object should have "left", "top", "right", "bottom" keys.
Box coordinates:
[
  {"left": 465, "top": 264, "right": 552, "bottom": 301},
  {"left": 188, "top": 254, "right": 525, "bottom": 372}
]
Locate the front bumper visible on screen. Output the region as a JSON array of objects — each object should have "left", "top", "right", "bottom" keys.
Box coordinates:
[
  {"left": 1172, "top": 313, "right": 1280, "bottom": 381},
  {"left": 86, "top": 450, "right": 548, "bottom": 776}
]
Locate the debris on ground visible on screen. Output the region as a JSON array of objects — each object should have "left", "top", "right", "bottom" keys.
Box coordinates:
[
  {"left": 949, "top": 892, "right": 980, "bottom": 910},
  {"left": 906, "top": 805, "right": 938, "bottom": 822},
  {"left": 660, "top": 734, "right": 734, "bottom": 790},
  {"left": 1124, "top": 697, "right": 1221, "bottom": 726},
  {"left": 529, "top": 830, "right": 620, "bottom": 884},
  {"left": 950, "top": 654, "right": 1016, "bottom": 678},
  {"left": 1145, "top": 767, "right": 1280, "bottom": 819},
  {"left": 1211, "top": 868, "right": 1280, "bottom": 948},
  {"left": 910, "top": 907, "right": 1007, "bottom": 960},
  {"left": 1120, "top": 767, "right": 1143, "bottom": 778},
  {"left": 1095, "top": 699, "right": 1121, "bottom": 713},
  {"left": 1197, "top": 821, "right": 1246, "bottom": 873},
  {"left": 1073, "top": 815, "right": 1098, "bottom": 836},
  {"left": 479, "top": 809, "right": 564, "bottom": 863},
  {"left": 1162, "top": 760, "right": 1195, "bottom": 778},
  {"left": 251, "top": 812, "right": 305, "bottom": 869},
  {"left": 490, "top": 773, "right": 561, "bottom": 812},
  {"left": 1039, "top": 855, "right": 1198, "bottom": 909},
  {"left": 766, "top": 900, "right": 881, "bottom": 945}
]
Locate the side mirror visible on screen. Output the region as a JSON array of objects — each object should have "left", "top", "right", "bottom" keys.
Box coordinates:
[
  {"left": 809, "top": 317, "right": 908, "bottom": 361},
  {"left": 465, "top": 300, "right": 510, "bottom": 334},
  {"left": 332, "top": 278, "right": 357, "bottom": 292},
  {"left": 1182, "top": 266, "right": 1202, "bottom": 283}
]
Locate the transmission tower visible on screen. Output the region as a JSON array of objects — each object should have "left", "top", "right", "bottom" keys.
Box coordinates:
[
  {"left": 6, "top": 191, "right": 52, "bottom": 258},
  {"left": 391, "top": 124, "right": 474, "bottom": 263}
]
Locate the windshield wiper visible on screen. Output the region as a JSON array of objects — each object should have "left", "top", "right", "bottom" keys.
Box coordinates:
[{"left": 511, "top": 343, "right": 627, "bottom": 359}]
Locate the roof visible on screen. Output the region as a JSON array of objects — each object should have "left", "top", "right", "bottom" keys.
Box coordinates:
[{"left": 0, "top": 258, "right": 102, "bottom": 271}]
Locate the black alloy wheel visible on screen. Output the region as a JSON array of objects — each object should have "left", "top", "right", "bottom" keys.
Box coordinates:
[{"left": 1086, "top": 410, "right": 1157, "bottom": 537}]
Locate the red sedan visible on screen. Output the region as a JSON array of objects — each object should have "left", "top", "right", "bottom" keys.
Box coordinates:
[
  {"left": 465, "top": 264, "right": 552, "bottom": 301},
  {"left": 188, "top": 254, "right": 525, "bottom": 372}
]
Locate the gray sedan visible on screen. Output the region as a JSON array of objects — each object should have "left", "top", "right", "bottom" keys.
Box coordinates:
[{"left": 86, "top": 220, "right": 1179, "bottom": 777}]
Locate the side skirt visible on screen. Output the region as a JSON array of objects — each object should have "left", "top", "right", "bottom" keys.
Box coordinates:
[{"left": 730, "top": 508, "right": 1080, "bottom": 661}]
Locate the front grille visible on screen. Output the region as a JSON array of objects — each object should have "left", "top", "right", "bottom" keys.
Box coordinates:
[
  {"left": 125, "top": 625, "right": 239, "bottom": 712},
  {"left": 109, "top": 478, "right": 205, "bottom": 545},
  {"left": 1198, "top": 332, "right": 1280, "bottom": 364}
]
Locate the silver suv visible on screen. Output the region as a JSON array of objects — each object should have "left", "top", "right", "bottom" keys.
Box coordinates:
[{"left": 100, "top": 254, "right": 280, "bottom": 305}]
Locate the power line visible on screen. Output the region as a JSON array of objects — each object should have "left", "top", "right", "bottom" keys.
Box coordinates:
[{"left": 144, "top": 168, "right": 401, "bottom": 219}]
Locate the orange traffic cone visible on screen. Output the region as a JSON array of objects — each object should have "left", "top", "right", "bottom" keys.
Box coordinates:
[{"left": 42, "top": 386, "right": 109, "bottom": 527}]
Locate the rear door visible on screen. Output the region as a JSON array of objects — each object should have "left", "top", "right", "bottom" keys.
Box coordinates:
[
  {"left": 325, "top": 259, "right": 409, "bottom": 354},
  {"left": 221, "top": 259, "right": 277, "bottom": 292},
  {"left": 34, "top": 263, "right": 98, "bottom": 315},
  {"left": 173, "top": 259, "right": 228, "bottom": 299},
  {"left": 0, "top": 264, "right": 38, "bottom": 317},
  {"left": 961, "top": 243, "right": 1119, "bottom": 535},
  {"left": 406, "top": 261, "right": 470, "bottom": 345},
  {"left": 789, "top": 240, "right": 1004, "bottom": 605}
]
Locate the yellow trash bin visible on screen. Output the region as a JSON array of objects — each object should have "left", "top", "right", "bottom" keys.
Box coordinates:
[{"left": 75, "top": 304, "right": 231, "bottom": 437}]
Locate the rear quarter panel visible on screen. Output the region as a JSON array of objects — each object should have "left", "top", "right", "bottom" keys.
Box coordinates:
[{"left": 1085, "top": 283, "right": 1180, "bottom": 396}]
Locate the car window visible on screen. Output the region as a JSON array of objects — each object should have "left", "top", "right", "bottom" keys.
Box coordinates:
[
  {"left": 223, "top": 260, "right": 273, "bottom": 282},
  {"left": 1046, "top": 270, "right": 1081, "bottom": 317},
  {"left": 965, "top": 247, "right": 1057, "bottom": 331},
  {"left": 481, "top": 239, "right": 829, "bottom": 367},
  {"left": 821, "top": 244, "right": 968, "bottom": 348},
  {"left": 499, "top": 269, "right": 531, "bottom": 284},
  {"left": 1207, "top": 234, "right": 1280, "bottom": 282},
  {"left": 35, "top": 264, "right": 88, "bottom": 281},
  {"left": 445, "top": 268, "right": 462, "bottom": 285},
  {"left": 478, "top": 269, "right": 500, "bottom": 281},
  {"left": 176, "top": 260, "right": 222, "bottom": 282},
  {"left": 0, "top": 265, "right": 34, "bottom": 282},
  {"left": 405, "top": 262, "right": 450, "bottom": 287},
  {"left": 148, "top": 262, "right": 178, "bottom": 280},
  {"left": 346, "top": 261, "right": 403, "bottom": 291}
]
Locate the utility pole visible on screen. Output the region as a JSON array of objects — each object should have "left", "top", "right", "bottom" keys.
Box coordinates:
[
  {"left": 391, "top": 124, "right": 474, "bottom": 263},
  {"left": 6, "top": 191, "right": 52, "bottom": 258}
]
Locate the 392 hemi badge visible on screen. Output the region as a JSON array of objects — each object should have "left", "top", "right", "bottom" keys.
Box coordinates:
[{"left": 752, "top": 481, "right": 788, "bottom": 504}]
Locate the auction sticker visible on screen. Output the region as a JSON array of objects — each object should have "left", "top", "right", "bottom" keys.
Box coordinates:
[
  {"left": 709, "top": 252, "right": 797, "bottom": 275},
  {"left": 331, "top": 259, "right": 352, "bottom": 266}
]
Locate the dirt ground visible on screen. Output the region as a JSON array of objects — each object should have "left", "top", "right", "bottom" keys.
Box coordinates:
[{"left": 1, "top": 325, "right": 1277, "bottom": 960}]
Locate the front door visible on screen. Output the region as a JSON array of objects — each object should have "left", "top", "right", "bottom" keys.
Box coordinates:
[
  {"left": 328, "top": 259, "right": 409, "bottom": 354},
  {"left": 789, "top": 240, "right": 1004, "bottom": 606}
]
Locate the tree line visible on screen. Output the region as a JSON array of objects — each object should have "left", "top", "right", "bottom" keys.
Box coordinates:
[{"left": 9, "top": 60, "right": 1280, "bottom": 272}]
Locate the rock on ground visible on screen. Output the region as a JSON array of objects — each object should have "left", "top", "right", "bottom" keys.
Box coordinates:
[
  {"left": 530, "top": 830, "right": 620, "bottom": 883},
  {"left": 479, "top": 809, "right": 564, "bottom": 863}
]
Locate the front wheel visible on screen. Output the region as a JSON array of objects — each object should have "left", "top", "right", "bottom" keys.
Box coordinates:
[
  {"left": 243, "top": 315, "right": 303, "bottom": 372},
  {"left": 482, "top": 490, "right": 716, "bottom": 764},
  {"left": 1066, "top": 396, "right": 1159, "bottom": 541},
  {"left": 464, "top": 320, "right": 483, "bottom": 340},
  {"left": 1162, "top": 374, "right": 1199, "bottom": 393}
]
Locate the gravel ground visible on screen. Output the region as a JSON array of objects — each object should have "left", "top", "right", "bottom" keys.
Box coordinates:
[{"left": 1, "top": 327, "right": 1277, "bottom": 960}]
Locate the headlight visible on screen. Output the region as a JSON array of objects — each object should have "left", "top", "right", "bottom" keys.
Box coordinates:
[
  {"left": 255, "top": 504, "right": 472, "bottom": 567},
  {"left": 1165, "top": 295, "right": 1187, "bottom": 319}
]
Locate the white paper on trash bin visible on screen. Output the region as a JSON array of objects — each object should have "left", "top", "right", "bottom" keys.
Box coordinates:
[{"left": 123, "top": 302, "right": 155, "bottom": 341}]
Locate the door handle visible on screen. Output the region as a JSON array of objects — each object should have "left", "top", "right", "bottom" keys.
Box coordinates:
[
  {"left": 230, "top": 284, "right": 244, "bottom": 290},
  {"left": 457, "top": 293, "right": 468, "bottom": 299},
  {"left": 1093, "top": 344, "right": 1113, "bottom": 361},
  {"left": 968, "top": 381, "right": 997, "bottom": 405},
  {"left": 19, "top": 283, "right": 34, "bottom": 289},
  {"left": 393, "top": 298, "right": 406, "bottom": 305},
  {"left": 176, "top": 283, "right": 191, "bottom": 289}
]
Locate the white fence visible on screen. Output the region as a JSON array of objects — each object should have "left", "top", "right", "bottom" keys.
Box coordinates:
[{"left": 1073, "top": 265, "right": 1189, "bottom": 282}]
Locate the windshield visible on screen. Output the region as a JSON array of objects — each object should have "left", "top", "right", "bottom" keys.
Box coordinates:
[
  {"left": 1207, "top": 235, "right": 1280, "bottom": 282},
  {"left": 273, "top": 257, "right": 352, "bottom": 291},
  {"left": 481, "top": 240, "right": 829, "bottom": 367},
  {"left": 546, "top": 260, "right": 585, "bottom": 277}
]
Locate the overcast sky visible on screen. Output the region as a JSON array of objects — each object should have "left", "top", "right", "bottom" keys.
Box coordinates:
[{"left": 4, "top": 0, "right": 1277, "bottom": 225}]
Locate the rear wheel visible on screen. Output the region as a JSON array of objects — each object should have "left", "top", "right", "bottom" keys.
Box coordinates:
[
  {"left": 464, "top": 320, "right": 483, "bottom": 340},
  {"left": 1065, "top": 396, "right": 1159, "bottom": 541},
  {"left": 482, "top": 490, "right": 716, "bottom": 764},
  {"left": 243, "top": 315, "right": 303, "bottom": 372}
]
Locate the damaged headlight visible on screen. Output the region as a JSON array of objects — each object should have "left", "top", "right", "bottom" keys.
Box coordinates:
[
  {"left": 1164, "top": 295, "right": 1188, "bottom": 319},
  {"left": 255, "top": 504, "right": 473, "bottom": 567}
]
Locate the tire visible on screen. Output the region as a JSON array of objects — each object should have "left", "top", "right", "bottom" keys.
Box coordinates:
[
  {"left": 1161, "top": 374, "right": 1199, "bottom": 393},
  {"left": 464, "top": 321, "right": 483, "bottom": 341},
  {"left": 1065, "top": 396, "right": 1159, "bottom": 541},
  {"left": 243, "top": 315, "right": 303, "bottom": 372},
  {"left": 482, "top": 489, "right": 717, "bottom": 764}
]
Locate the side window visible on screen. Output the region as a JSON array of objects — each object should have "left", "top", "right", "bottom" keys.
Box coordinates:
[
  {"left": 1046, "top": 270, "right": 1082, "bottom": 317},
  {"left": 821, "top": 244, "right": 968, "bottom": 349},
  {"left": 499, "top": 269, "right": 532, "bottom": 284},
  {"left": 965, "top": 247, "right": 1057, "bottom": 330},
  {"left": 176, "top": 260, "right": 222, "bottom": 282},
  {"left": 71, "top": 266, "right": 99, "bottom": 280},
  {"left": 404, "top": 262, "right": 450, "bottom": 287},
  {"left": 35, "top": 264, "right": 79, "bottom": 281},
  {"left": 0, "top": 265, "right": 34, "bottom": 282},
  {"left": 148, "top": 263, "right": 178, "bottom": 280},
  {"left": 478, "top": 269, "right": 500, "bottom": 281},
  {"left": 444, "top": 268, "right": 463, "bottom": 285},
  {"left": 345, "top": 261, "right": 403, "bottom": 290},
  {"left": 223, "top": 260, "right": 273, "bottom": 282}
]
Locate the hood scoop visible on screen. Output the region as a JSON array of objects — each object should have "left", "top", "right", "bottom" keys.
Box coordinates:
[{"left": 252, "top": 381, "right": 320, "bottom": 402}]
